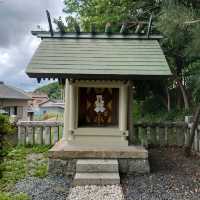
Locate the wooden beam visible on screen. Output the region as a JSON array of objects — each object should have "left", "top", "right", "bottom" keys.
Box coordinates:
[
  {"left": 135, "top": 23, "right": 141, "bottom": 34},
  {"left": 74, "top": 23, "right": 80, "bottom": 34},
  {"left": 120, "top": 23, "right": 127, "bottom": 34},
  {"left": 91, "top": 24, "right": 96, "bottom": 35},
  {"left": 46, "top": 10, "right": 54, "bottom": 37},
  {"left": 56, "top": 17, "right": 66, "bottom": 34},
  {"left": 105, "top": 22, "right": 112, "bottom": 34},
  {"left": 147, "top": 14, "right": 153, "bottom": 38},
  {"left": 31, "top": 31, "right": 163, "bottom": 39}
]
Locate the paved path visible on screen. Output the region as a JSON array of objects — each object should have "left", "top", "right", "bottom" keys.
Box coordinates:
[{"left": 67, "top": 185, "right": 124, "bottom": 200}]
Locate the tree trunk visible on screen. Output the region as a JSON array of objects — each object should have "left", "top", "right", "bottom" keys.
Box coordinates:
[
  {"left": 176, "top": 79, "right": 189, "bottom": 110},
  {"left": 185, "top": 104, "right": 200, "bottom": 157},
  {"left": 166, "top": 86, "right": 171, "bottom": 112}
]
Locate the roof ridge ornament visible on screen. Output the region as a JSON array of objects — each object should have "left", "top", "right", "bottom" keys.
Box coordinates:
[
  {"left": 46, "top": 10, "right": 54, "bottom": 37},
  {"left": 105, "top": 22, "right": 112, "bottom": 35}
]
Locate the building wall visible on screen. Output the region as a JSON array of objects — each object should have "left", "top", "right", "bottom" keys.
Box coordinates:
[
  {"left": 0, "top": 99, "right": 29, "bottom": 120},
  {"left": 40, "top": 107, "right": 64, "bottom": 115}
]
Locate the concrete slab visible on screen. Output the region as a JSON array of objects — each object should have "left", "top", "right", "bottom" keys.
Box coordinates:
[{"left": 48, "top": 139, "right": 148, "bottom": 159}]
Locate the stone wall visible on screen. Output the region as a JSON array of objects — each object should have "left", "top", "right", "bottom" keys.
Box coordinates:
[{"left": 48, "top": 158, "right": 150, "bottom": 177}]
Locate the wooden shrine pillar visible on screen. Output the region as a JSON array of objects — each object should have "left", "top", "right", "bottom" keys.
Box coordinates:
[
  {"left": 63, "top": 79, "right": 70, "bottom": 140},
  {"left": 69, "top": 84, "right": 76, "bottom": 132},
  {"left": 63, "top": 80, "right": 76, "bottom": 141},
  {"left": 119, "top": 84, "right": 128, "bottom": 132},
  {"left": 128, "top": 81, "right": 134, "bottom": 144}
]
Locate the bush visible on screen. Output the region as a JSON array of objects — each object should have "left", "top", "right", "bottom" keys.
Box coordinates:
[{"left": 0, "top": 115, "right": 16, "bottom": 178}]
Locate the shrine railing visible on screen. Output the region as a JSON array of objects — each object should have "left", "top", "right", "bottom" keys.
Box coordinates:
[
  {"left": 16, "top": 121, "right": 200, "bottom": 154},
  {"left": 17, "top": 121, "right": 63, "bottom": 145},
  {"left": 134, "top": 122, "right": 200, "bottom": 153}
]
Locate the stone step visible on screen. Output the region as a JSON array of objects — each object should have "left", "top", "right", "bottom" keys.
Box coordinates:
[
  {"left": 73, "top": 172, "right": 120, "bottom": 185},
  {"left": 76, "top": 159, "right": 118, "bottom": 173}
]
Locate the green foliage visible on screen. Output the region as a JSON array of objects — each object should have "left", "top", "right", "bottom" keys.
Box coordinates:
[
  {"left": 0, "top": 146, "right": 50, "bottom": 191},
  {"left": 61, "top": 0, "right": 162, "bottom": 32},
  {"left": 0, "top": 115, "right": 16, "bottom": 179},
  {"left": 33, "top": 163, "right": 48, "bottom": 178},
  {"left": 0, "top": 115, "right": 15, "bottom": 136},
  {"left": 31, "top": 145, "right": 51, "bottom": 154},
  {"left": 133, "top": 97, "right": 192, "bottom": 123},
  {"left": 134, "top": 107, "right": 191, "bottom": 122},
  {"left": 0, "top": 192, "right": 30, "bottom": 200},
  {"left": 35, "top": 82, "right": 62, "bottom": 100},
  {"left": 156, "top": 2, "right": 199, "bottom": 75},
  {"left": 142, "top": 95, "right": 165, "bottom": 114}
]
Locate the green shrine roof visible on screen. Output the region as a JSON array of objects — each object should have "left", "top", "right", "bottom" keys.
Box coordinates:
[{"left": 26, "top": 33, "right": 171, "bottom": 80}]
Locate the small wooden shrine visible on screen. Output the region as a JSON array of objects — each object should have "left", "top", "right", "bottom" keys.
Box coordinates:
[
  {"left": 27, "top": 32, "right": 171, "bottom": 147},
  {"left": 26, "top": 14, "right": 171, "bottom": 175}
]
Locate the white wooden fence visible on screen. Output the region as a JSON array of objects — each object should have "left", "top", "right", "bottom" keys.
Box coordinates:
[
  {"left": 17, "top": 121, "right": 200, "bottom": 153},
  {"left": 134, "top": 122, "right": 200, "bottom": 153},
  {"left": 17, "top": 121, "right": 63, "bottom": 145}
]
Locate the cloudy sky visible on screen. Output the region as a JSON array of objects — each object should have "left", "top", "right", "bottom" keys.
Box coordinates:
[{"left": 0, "top": 0, "right": 65, "bottom": 91}]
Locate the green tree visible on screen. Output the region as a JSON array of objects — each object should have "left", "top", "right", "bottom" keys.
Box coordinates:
[
  {"left": 59, "top": 0, "right": 161, "bottom": 32},
  {"left": 156, "top": 1, "right": 200, "bottom": 109},
  {"left": 35, "top": 82, "right": 63, "bottom": 100},
  {"left": 57, "top": 0, "right": 200, "bottom": 111}
]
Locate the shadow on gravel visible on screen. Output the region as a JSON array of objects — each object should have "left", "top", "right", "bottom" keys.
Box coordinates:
[{"left": 121, "top": 147, "right": 200, "bottom": 200}]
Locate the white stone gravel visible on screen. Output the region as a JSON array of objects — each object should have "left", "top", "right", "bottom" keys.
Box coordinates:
[{"left": 67, "top": 185, "right": 124, "bottom": 200}]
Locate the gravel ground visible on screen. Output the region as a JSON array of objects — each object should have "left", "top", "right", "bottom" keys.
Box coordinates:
[
  {"left": 121, "top": 147, "right": 200, "bottom": 200},
  {"left": 12, "top": 147, "right": 200, "bottom": 200},
  {"left": 13, "top": 176, "right": 71, "bottom": 200},
  {"left": 67, "top": 185, "right": 124, "bottom": 200}
]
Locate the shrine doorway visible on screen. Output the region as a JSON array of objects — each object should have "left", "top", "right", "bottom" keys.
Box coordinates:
[{"left": 78, "top": 87, "right": 119, "bottom": 127}]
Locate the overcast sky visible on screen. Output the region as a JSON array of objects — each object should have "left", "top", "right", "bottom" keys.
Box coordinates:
[{"left": 0, "top": 0, "right": 65, "bottom": 91}]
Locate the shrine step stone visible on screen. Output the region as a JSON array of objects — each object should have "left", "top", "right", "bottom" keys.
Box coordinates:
[
  {"left": 74, "top": 172, "right": 120, "bottom": 185},
  {"left": 74, "top": 159, "right": 120, "bottom": 185},
  {"left": 76, "top": 159, "right": 118, "bottom": 173}
]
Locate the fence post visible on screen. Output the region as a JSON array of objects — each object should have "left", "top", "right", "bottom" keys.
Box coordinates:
[
  {"left": 159, "top": 125, "right": 165, "bottom": 146},
  {"left": 52, "top": 126, "right": 59, "bottom": 144},
  {"left": 43, "top": 127, "right": 51, "bottom": 145},
  {"left": 17, "top": 125, "right": 21, "bottom": 145}
]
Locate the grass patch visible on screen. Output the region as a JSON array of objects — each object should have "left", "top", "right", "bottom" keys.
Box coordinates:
[
  {"left": 0, "top": 145, "right": 50, "bottom": 192},
  {"left": 33, "top": 163, "right": 48, "bottom": 178},
  {"left": 0, "top": 192, "right": 30, "bottom": 200}
]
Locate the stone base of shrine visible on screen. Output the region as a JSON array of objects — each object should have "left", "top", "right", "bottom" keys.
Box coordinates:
[{"left": 48, "top": 139, "right": 150, "bottom": 177}]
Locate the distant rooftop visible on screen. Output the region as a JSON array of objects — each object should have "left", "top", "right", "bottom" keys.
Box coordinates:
[
  {"left": 0, "top": 82, "right": 31, "bottom": 100},
  {"left": 28, "top": 92, "right": 48, "bottom": 98}
]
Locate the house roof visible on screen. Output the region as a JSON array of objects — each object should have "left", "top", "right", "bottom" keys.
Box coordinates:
[
  {"left": 0, "top": 82, "right": 31, "bottom": 100},
  {"left": 26, "top": 32, "right": 171, "bottom": 80},
  {"left": 39, "top": 99, "right": 64, "bottom": 109}
]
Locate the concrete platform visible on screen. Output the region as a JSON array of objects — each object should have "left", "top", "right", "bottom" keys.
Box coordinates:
[
  {"left": 48, "top": 139, "right": 150, "bottom": 177},
  {"left": 48, "top": 139, "right": 148, "bottom": 159}
]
